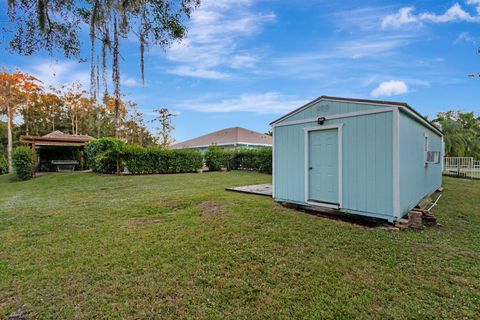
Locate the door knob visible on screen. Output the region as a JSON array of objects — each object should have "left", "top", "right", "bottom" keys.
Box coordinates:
[{"left": 309, "top": 167, "right": 313, "bottom": 170}]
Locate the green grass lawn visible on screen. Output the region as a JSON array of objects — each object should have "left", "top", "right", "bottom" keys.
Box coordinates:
[{"left": 0, "top": 172, "right": 479, "bottom": 319}]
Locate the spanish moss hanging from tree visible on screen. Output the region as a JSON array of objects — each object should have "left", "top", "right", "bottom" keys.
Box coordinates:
[{"left": 4, "top": 0, "right": 201, "bottom": 135}]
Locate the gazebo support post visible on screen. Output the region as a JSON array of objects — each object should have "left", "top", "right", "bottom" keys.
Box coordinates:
[
  {"left": 31, "top": 142, "right": 36, "bottom": 177},
  {"left": 80, "top": 147, "right": 85, "bottom": 170}
]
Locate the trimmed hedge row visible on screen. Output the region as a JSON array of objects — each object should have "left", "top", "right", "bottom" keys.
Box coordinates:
[
  {"left": 123, "top": 145, "right": 203, "bottom": 174},
  {"left": 12, "top": 146, "right": 33, "bottom": 180},
  {"left": 231, "top": 148, "right": 272, "bottom": 173},
  {"left": 85, "top": 138, "right": 203, "bottom": 174},
  {"left": 204, "top": 146, "right": 272, "bottom": 173},
  {"left": 85, "top": 138, "right": 272, "bottom": 175},
  {"left": 204, "top": 146, "right": 232, "bottom": 171},
  {"left": 85, "top": 138, "right": 125, "bottom": 174}
]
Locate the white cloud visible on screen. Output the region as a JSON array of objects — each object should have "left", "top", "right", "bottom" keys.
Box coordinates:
[
  {"left": 420, "top": 3, "right": 478, "bottom": 23},
  {"left": 230, "top": 54, "right": 258, "bottom": 69},
  {"left": 22, "top": 59, "right": 141, "bottom": 95},
  {"left": 121, "top": 77, "right": 140, "bottom": 87},
  {"left": 338, "top": 36, "right": 412, "bottom": 59},
  {"left": 175, "top": 92, "right": 307, "bottom": 114},
  {"left": 268, "top": 34, "right": 414, "bottom": 80},
  {"left": 165, "top": 0, "right": 275, "bottom": 79},
  {"left": 333, "top": 6, "right": 394, "bottom": 31},
  {"left": 382, "top": 3, "right": 480, "bottom": 29},
  {"left": 167, "top": 66, "right": 231, "bottom": 79},
  {"left": 455, "top": 31, "right": 476, "bottom": 43},
  {"left": 381, "top": 7, "right": 420, "bottom": 29},
  {"left": 371, "top": 80, "right": 409, "bottom": 97},
  {"left": 26, "top": 60, "right": 90, "bottom": 89}
]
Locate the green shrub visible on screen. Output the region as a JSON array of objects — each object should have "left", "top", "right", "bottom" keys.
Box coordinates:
[
  {"left": 252, "top": 148, "right": 272, "bottom": 173},
  {"left": 203, "top": 146, "right": 272, "bottom": 173},
  {"left": 12, "top": 146, "right": 34, "bottom": 180},
  {"left": 0, "top": 153, "right": 8, "bottom": 175},
  {"left": 167, "top": 148, "right": 204, "bottom": 173},
  {"left": 86, "top": 140, "right": 272, "bottom": 175},
  {"left": 85, "top": 138, "right": 126, "bottom": 174},
  {"left": 87, "top": 139, "right": 203, "bottom": 175},
  {"left": 204, "top": 146, "right": 234, "bottom": 171},
  {"left": 230, "top": 148, "right": 272, "bottom": 173},
  {"left": 122, "top": 144, "right": 149, "bottom": 174},
  {"left": 123, "top": 145, "right": 203, "bottom": 174}
]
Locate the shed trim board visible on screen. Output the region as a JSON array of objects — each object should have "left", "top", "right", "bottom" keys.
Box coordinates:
[
  {"left": 273, "top": 197, "right": 396, "bottom": 221},
  {"left": 303, "top": 124, "right": 344, "bottom": 209},
  {"left": 441, "top": 136, "right": 445, "bottom": 172},
  {"left": 272, "top": 127, "right": 276, "bottom": 198},
  {"left": 270, "top": 96, "right": 406, "bottom": 125},
  {"left": 392, "top": 108, "right": 400, "bottom": 218},
  {"left": 273, "top": 107, "right": 393, "bottom": 128},
  {"left": 270, "top": 96, "right": 442, "bottom": 136}
]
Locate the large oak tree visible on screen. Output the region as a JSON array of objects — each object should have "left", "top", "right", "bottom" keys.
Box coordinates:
[{"left": 5, "top": 0, "right": 200, "bottom": 136}]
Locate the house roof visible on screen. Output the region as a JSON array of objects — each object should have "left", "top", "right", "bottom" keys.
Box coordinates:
[
  {"left": 172, "top": 127, "right": 272, "bottom": 149},
  {"left": 20, "top": 131, "right": 95, "bottom": 146},
  {"left": 270, "top": 95, "right": 443, "bottom": 136}
]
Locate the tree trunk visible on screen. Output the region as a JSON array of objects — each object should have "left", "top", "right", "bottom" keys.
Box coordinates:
[
  {"left": 75, "top": 108, "right": 79, "bottom": 135},
  {"left": 96, "top": 110, "right": 101, "bottom": 137},
  {"left": 113, "top": 15, "right": 121, "bottom": 138},
  {"left": 7, "top": 102, "right": 13, "bottom": 174},
  {"left": 25, "top": 99, "right": 29, "bottom": 136},
  {"left": 71, "top": 109, "right": 75, "bottom": 135}
]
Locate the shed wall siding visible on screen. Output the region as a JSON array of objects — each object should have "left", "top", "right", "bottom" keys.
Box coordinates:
[
  {"left": 279, "top": 100, "right": 391, "bottom": 123},
  {"left": 399, "top": 111, "right": 443, "bottom": 216},
  {"left": 274, "top": 111, "right": 393, "bottom": 218}
]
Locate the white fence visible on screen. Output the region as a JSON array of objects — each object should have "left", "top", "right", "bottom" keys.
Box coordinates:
[{"left": 443, "top": 157, "right": 480, "bottom": 179}]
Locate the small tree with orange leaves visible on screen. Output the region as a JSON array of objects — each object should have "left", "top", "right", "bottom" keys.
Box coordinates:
[{"left": 0, "top": 69, "right": 41, "bottom": 173}]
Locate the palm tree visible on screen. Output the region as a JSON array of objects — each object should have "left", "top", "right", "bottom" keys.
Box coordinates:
[{"left": 433, "top": 111, "right": 480, "bottom": 158}]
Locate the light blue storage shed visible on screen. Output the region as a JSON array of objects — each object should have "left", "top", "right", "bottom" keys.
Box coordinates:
[{"left": 271, "top": 96, "right": 443, "bottom": 222}]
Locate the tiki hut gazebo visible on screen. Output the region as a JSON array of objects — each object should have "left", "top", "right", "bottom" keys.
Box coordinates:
[{"left": 20, "top": 131, "right": 95, "bottom": 172}]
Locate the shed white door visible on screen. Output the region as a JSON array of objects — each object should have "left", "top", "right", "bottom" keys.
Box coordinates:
[{"left": 308, "top": 128, "right": 339, "bottom": 205}]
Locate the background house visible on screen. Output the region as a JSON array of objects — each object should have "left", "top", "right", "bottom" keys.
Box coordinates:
[
  {"left": 172, "top": 127, "right": 272, "bottom": 152},
  {"left": 271, "top": 96, "right": 443, "bottom": 222}
]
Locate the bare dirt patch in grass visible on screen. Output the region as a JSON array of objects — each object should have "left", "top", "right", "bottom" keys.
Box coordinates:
[{"left": 198, "top": 201, "right": 222, "bottom": 215}]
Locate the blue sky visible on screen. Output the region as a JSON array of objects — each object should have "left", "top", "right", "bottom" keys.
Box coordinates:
[{"left": 1, "top": 0, "right": 480, "bottom": 142}]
